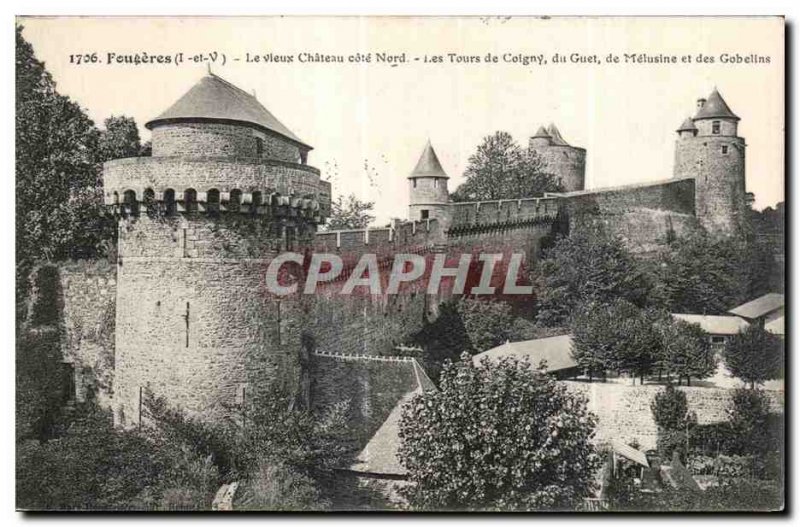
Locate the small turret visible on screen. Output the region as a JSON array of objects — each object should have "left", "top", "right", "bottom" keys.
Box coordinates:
[
  {"left": 407, "top": 140, "right": 450, "bottom": 224},
  {"left": 528, "top": 123, "right": 586, "bottom": 192},
  {"left": 529, "top": 125, "right": 552, "bottom": 148}
]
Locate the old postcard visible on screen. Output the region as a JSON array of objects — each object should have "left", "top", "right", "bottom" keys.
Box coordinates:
[{"left": 15, "top": 16, "right": 784, "bottom": 512}]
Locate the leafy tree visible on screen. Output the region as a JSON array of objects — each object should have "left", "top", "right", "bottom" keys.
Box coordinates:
[
  {"left": 656, "top": 318, "right": 717, "bottom": 386},
  {"left": 570, "top": 299, "right": 661, "bottom": 383},
  {"left": 15, "top": 25, "right": 115, "bottom": 301},
  {"left": 324, "top": 193, "right": 375, "bottom": 230},
  {"left": 451, "top": 131, "right": 563, "bottom": 202},
  {"left": 535, "top": 225, "right": 650, "bottom": 327},
  {"left": 651, "top": 385, "right": 696, "bottom": 462},
  {"left": 723, "top": 325, "right": 784, "bottom": 388},
  {"left": 726, "top": 389, "right": 773, "bottom": 457},
  {"left": 412, "top": 298, "right": 514, "bottom": 382},
  {"left": 398, "top": 353, "right": 600, "bottom": 510},
  {"left": 98, "top": 115, "right": 143, "bottom": 162},
  {"left": 650, "top": 231, "right": 752, "bottom": 314}
]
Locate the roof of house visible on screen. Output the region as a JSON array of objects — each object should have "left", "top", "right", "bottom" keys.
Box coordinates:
[
  {"left": 765, "top": 316, "right": 785, "bottom": 336},
  {"left": 532, "top": 125, "right": 552, "bottom": 139},
  {"left": 343, "top": 358, "right": 436, "bottom": 476},
  {"left": 409, "top": 140, "right": 449, "bottom": 179},
  {"left": 694, "top": 88, "right": 739, "bottom": 121},
  {"left": 473, "top": 334, "right": 577, "bottom": 373},
  {"left": 728, "top": 293, "right": 784, "bottom": 320},
  {"left": 672, "top": 314, "right": 750, "bottom": 336},
  {"left": 145, "top": 74, "right": 310, "bottom": 148},
  {"left": 676, "top": 117, "right": 698, "bottom": 132},
  {"left": 546, "top": 123, "right": 571, "bottom": 146},
  {"left": 612, "top": 440, "right": 649, "bottom": 468}
]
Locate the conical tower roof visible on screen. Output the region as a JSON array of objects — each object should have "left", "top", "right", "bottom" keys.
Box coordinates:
[
  {"left": 693, "top": 88, "right": 739, "bottom": 121},
  {"left": 409, "top": 140, "right": 448, "bottom": 179},
  {"left": 676, "top": 117, "right": 698, "bottom": 132},
  {"left": 146, "top": 73, "right": 310, "bottom": 148},
  {"left": 546, "top": 123, "right": 570, "bottom": 146},
  {"left": 532, "top": 125, "right": 551, "bottom": 139}
]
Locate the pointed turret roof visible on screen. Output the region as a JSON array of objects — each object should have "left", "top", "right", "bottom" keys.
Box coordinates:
[
  {"left": 532, "top": 125, "right": 551, "bottom": 139},
  {"left": 693, "top": 88, "right": 739, "bottom": 121},
  {"left": 409, "top": 140, "right": 449, "bottom": 179},
  {"left": 676, "top": 117, "right": 698, "bottom": 132},
  {"left": 145, "top": 74, "right": 310, "bottom": 148},
  {"left": 546, "top": 123, "right": 571, "bottom": 146}
]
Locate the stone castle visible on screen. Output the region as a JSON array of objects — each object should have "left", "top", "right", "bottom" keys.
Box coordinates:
[{"left": 35, "top": 74, "right": 753, "bottom": 489}]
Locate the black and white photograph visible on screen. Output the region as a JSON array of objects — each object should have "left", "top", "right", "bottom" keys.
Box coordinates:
[{"left": 12, "top": 14, "right": 785, "bottom": 513}]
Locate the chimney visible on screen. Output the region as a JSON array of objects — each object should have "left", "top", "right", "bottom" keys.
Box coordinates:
[{"left": 696, "top": 98, "right": 706, "bottom": 109}]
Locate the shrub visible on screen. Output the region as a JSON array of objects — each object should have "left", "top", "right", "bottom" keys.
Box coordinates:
[
  {"left": 398, "top": 353, "right": 600, "bottom": 510},
  {"left": 235, "top": 461, "right": 330, "bottom": 511},
  {"left": 651, "top": 385, "right": 696, "bottom": 462}
]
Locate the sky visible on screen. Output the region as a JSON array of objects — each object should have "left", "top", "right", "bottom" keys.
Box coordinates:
[{"left": 19, "top": 16, "right": 784, "bottom": 224}]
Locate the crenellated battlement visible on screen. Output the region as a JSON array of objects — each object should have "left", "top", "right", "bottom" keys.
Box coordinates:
[
  {"left": 446, "top": 196, "right": 560, "bottom": 236},
  {"left": 314, "top": 218, "right": 444, "bottom": 253}
]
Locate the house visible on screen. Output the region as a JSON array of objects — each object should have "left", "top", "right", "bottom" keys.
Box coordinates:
[
  {"left": 472, "top": 334, "right": 579, "bottom": 379},
  {"left": 671, "top": 314, "right": 750, "bottom": 349},
  {"left": 728, "top": 293, "right": 784, "bottom": 328}
]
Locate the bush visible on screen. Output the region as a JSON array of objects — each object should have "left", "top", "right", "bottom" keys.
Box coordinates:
[
  {"left": 235, "top": 461, "right": 330, "bottom": 511},
  {"left": 727, "top": 388, "right": 775, "bottom": 457},
  {"left": 614, "top": 479, "right": 783, "bottom": 511},
  {"left": 651, "top": 385, "right": 696, "bottom": 462},
  {"left": 398, "top": 353, "right": 600, "bottom": 510}
]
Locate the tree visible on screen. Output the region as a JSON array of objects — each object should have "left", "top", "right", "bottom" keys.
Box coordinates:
[
  {"left": 535, "top": 225, "right": 650, "bottom": 327},
  {"left": 324, "top": 193, "right": 375, "bottom": 230},
  {"left": 726, "top": 388, "right": 775, "bottom": 457},
  {"left": 98, "top": 115, "right": 143, "bottom": 162},
  {"left": 15, "top": 25, "right": 114, "bottom": 302},
  {"left": 656, "top": 318, "right": 717, "bottom": 386},
  {"left": 651, "top": 385, "right": 696, "bottom": 462},
  {"left": 723, "top": 325, "right": 783, "bottom": 388},
  {"left": 412, "top": 298, "right": 514, "bottom": 382},
  {"left": 650, "top": 231, "right": 752, "bottom": 314},
  {"left": 398, "top": 353, "right": 600, "bottom": 510},
  {"left": 570, "top": 299, "right": 661, "bottom": 383},
  {"left": 451, "top": 131, "right": 563, "bottom": 202}
]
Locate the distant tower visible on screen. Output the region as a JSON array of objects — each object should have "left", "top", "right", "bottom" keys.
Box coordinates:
[
  {"left": 673, "top": 88, "right": 747, "bottom": 235},
  {"left": 408, "top": 141, "right": 450, "bottom": 225},
  {"left": 528, "top": 123, "right": 586, "bottom": 192},
  {"left": 103, "top": 74, "right": 330, "bottom": 427}
]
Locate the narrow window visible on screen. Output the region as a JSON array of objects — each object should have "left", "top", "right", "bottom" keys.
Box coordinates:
[
  {"left": 255, "top": 137, "right": 264, "bottom": 158},
  {"left": 183, "top": 302, "right": 190, "bottom": 348},
  {"left": 286, "top": 226, "right": 296, "bottom": 251},
  {"left": 184, "top": 188, "right": 198, "bottom": 213},
  {"left": 252, "top": 191, "right": 263, "bottom": 212},
  {"left": 229, "top": 189, "right": 242, "bottom": 212},
  {"left": 143, "top": 188, "right": 156, "bottom": 214},
  {"left": 164, "top": 189, "right": 176, "bottom": 214},
  {"left": 721, "top": 145, "right": 729, "bottom": 155},
  {"left": 421, "top": 209, "right": 430, "bottom": 220},
  {"left": 207, "top": 188, "right": 220, "bottom": 213},
  {"left": 413, "top": 179, "right": 417, "bottom": 188},
  {"left": 712, "top": 121, "right": 720, "bottom": 135},
  {"left": 433, "top": 178, "right": 438, "bottom": 189},
  {"left": 123, "top": 190, "right": 138, "bottom": 215}
]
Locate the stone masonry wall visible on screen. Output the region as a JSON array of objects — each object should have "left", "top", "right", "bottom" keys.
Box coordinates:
[
  {"left": 151, "top": 122, "right": 301, "bottom": 163},
  {"left": 57, "top": 261, "right": 117, "bottom": 407},
  {"left": 103, "top": 157, "right": 330, "bottom": 215},
  {"left": 530, "top": 144, "right": 587, "bottom": 192},
  {"left": 563, "top": 381, "right": 784, "bottom": 450}
]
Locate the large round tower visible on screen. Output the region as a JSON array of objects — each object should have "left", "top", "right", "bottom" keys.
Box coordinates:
[
  {"left": 408, "top": 140, "right": 450, "bottom": 226},
  {"left": 673, "top": 88, "right": 747, "bottom": 236},
  {"left": 103, "top": 74, "right": 330, "bottom": 426},
  {"left": 528, "top": 123, "right": 586, "bottom": 192}
]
